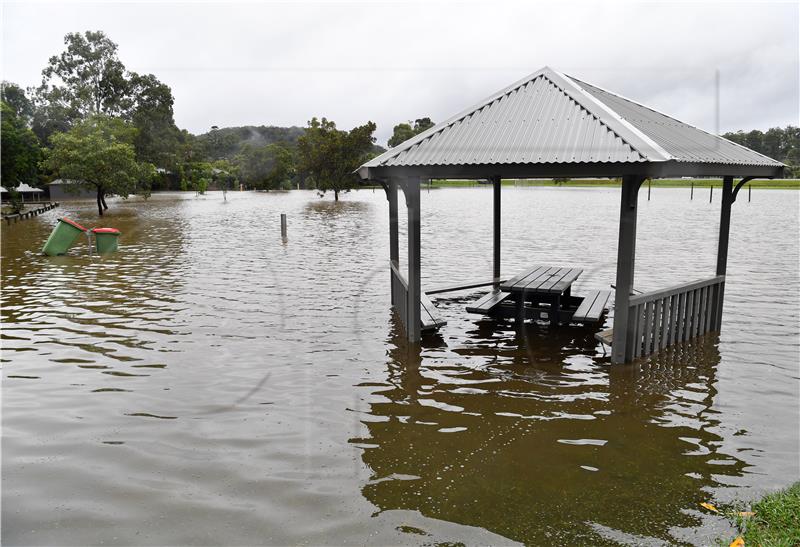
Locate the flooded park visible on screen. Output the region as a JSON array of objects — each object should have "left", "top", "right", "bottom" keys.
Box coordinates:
[{"left": 2, "top": 187, "right": 798, "bottom": 545}]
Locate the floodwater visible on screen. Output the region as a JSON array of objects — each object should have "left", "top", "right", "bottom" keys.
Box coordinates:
[{"left": 2, "top": 187, "right": 799, "bottom": 546}]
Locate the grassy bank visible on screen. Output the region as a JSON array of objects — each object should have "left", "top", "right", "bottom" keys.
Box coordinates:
[
  {"left": 425, "top": 178, "right": 800, "bottom": 189},
  {"left": 715, "top": 482, "right": 800, "bottom": 546}
]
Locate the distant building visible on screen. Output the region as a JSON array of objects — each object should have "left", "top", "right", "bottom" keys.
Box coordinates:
[{"left": 48, "top": 179, "right": 96, "bottom": 200}]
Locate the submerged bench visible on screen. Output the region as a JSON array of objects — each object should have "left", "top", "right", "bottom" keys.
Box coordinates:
[
  {"left": 595, "top": 328, "right": 614, "bottom": 346},
  {"left": 572, "top": 290, "right": 612, "bottom": 323},
  {"left": 421, "top": 292, "right": 447, "bottom": 332},
  {"left": 466, "top": 288, "right": 511, "bottom": 315}
]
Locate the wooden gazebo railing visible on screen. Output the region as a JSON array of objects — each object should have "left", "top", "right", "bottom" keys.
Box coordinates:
[{"left": 624, "top": 276, "right": 726, "bottom": 360}]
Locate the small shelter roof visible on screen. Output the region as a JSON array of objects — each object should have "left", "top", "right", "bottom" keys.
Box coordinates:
[
  {"left": 18, "top": 183, "right": 44, "bottom": 193},
  {"left": 1, "top": 183, "right": 44, "bottom": 193},
  {"left": 359, "top": 67, "right": 784, "bottom": 180}
]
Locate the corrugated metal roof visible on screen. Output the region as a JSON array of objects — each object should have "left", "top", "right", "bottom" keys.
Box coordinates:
[
  {"left": 0, "top": 183, "right": 44, "bottom": 193},
  {"left": 569, "top": 77, "right": 782, "bottom": 167},
  {"left": 361, "top": 66, "right": 783, "bottom": 174}
]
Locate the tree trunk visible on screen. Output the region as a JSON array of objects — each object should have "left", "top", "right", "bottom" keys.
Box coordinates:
[
  {"left": 334, "top": 189, "right": 339, "bottom": 201},
  {"left": 101, "top": 192, "right": 109, "bottom": 210},
  {"left": 97, "top": 188, "right": 104, "bottom": 216}
]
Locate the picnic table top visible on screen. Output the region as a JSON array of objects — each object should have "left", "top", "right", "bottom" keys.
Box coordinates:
[{"left": 499, "top": 265, "right": 583, "bottom": 295}]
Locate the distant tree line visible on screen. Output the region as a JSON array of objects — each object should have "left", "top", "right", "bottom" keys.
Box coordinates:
[{"left": 722, "top": 127, "right": 800, "bottom": 177}]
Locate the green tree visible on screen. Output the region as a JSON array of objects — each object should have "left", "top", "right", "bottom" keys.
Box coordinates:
[
  {"left": 211, "top": 159, "right": 239, "bottom": 200},
  {"left": 37, "top": 31, "right": 128, "bottom": 117},
  {"left": 127, "top": 72, "right": 181, "bottom": 168},
  {"left": 236, "top": 143, "right": 295, "bottom": 190},
  {"left": 182, "top": 162, "right": 213, "bottom": 195},
  {"left": 387, "top": 117, "right": 435, "bottom": 148},
  {"left": 33, "top": 31, "right": 182, "bottom": 167},
  {"left": 42, "top": 115, "right": 155, "bottom": 215},
  {"left": 297, "top": 117, "right": 377, "bottom": 201},
  {"left": 1, "top": 102, "right": 43, "bottom": 189},
  {"left": 1, "top": 81, "right": 34, "bottom": 123}
]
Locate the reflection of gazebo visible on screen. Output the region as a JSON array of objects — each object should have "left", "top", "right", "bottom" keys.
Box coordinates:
[
  {"left": 352, "top": 321, "right": 743, "bottom": 545},
  {"left": 358, "top": 67, "right": 784, "bottom": 363}
]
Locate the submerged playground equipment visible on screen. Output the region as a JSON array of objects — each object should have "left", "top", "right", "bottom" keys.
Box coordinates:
[
  {"left": 357, "top": 66, "right": 785, "bottom": 364},
  {"left": 42, "top": 217, "right": 121, "bottom": 256}
]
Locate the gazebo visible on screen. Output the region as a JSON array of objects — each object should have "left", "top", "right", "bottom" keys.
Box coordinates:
[
  {"left": 357, "top": 67, "right": 784, "bottom": 363},
  {"left": 1, "top": 183, "right": 45, "bottom": 203}
]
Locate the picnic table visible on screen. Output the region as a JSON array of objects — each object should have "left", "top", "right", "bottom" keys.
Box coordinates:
[
  {"left": 500, "top": 265, "right": 583, "bottom": 324},
  {"left": 466, "top": 264, "right": 611, "bottom": 325}
]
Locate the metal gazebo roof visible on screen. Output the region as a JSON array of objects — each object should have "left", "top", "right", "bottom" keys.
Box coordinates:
[
  {"left": 0, "top": 183, "right": 44, "bottom": 193},
  {"left": 359, "top": 66, "right": 784, "bottom": 180}
]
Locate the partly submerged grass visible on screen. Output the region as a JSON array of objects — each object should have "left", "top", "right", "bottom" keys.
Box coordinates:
[{"left": 720, "top": 482, "right": 800, "bottom": 546}]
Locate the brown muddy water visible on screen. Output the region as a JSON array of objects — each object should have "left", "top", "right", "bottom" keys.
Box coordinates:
[{"left": 2, "top": 188, "right": 799, "bottom": 546}]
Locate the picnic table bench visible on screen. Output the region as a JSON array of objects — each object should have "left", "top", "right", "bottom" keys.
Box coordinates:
[
  {"left": 466, "top": 264, "right": 611, "bottom": 326},
  {"left": 572, "top": 289, "right": 612, "bottom": 323}
]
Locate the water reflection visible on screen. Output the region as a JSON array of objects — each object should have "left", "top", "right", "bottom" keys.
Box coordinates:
[
  {"left": 353, "top": 317, "right": 744, "bottom": 544},
  {"left": 1, "top": 199, "right": 189, "bottom": 371},
  {"left": 2, "top": 189, "right": 794, "bottom": 545},
  {"left": 303, "top": 199, "right": 370, "bottom": 218}
]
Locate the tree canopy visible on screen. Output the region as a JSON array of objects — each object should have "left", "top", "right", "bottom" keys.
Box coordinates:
[
  {"left": 387, "top": 117, "right": 435, "bottom": 148},
  {"left": 42, "top": 115, "right": 155, "bottom": 215},
  {"left": 1, "top": 81, "right": 34, "bottom": 123},
  {"left": 1, "top": 101, "right": 43, "bottom": 189},
  {"left": 37, "top": 31, "right": 128, "bottom": 119},
  {"left": 297, "top": 117, "right": 377, "bottom": 200},
  {"left": 32, "top": 30, "right": 182, "bottom": 169},
  {"left": 236, "top": 143, "right": 295, "bottom": 190}
]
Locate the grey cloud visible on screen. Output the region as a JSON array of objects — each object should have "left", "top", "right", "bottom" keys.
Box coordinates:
[{"left": 2, "top": 1, "right": 796, "bottom": 145}]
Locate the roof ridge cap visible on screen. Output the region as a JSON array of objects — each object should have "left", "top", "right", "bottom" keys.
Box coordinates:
[
  {"left": 363, "top": 67, "right": 553, "bottom": 169},
  {"left": 547, "top": 69, "right": 673, "bottom": 162}
]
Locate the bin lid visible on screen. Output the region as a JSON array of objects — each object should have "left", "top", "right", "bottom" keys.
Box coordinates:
[
  {"left": 92, "top": 227, "right": 121, "bottom": 235},
  {"left": 59, "top": 217, "right": 88, "bottom": 231}
]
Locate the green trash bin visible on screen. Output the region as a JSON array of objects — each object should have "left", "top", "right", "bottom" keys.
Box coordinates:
[
  {"left": 41, "top": 217, "right": 88, "bottom": 256},
  {"left": 92, "top": 227, "right": 121, "bottom": 254}
]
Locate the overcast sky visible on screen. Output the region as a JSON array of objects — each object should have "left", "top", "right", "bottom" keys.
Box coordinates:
[{"left": 2, "top": 0, "right": 798, "bottom": 144}]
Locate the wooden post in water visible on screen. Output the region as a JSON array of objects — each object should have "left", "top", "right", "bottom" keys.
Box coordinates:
[
  {"left": 612, "top": 175, "right": 645, "bottom": 364},
  {"left": 691, "top": 181, "right": 694, "bottom": 200},
  {"left": 405, "top": 177, "right": 422, "bottom": 342},
  {"left": 748, "top": 183, "right": 751, "bottom": 202},
  {"left": 388, "top": 180, "right": 399, "bottom": 304},
  {"left": 715, "top": 176, "right": 734, "bottom": 330},
  {"left": 280, "top": 214, "right": 287, "bottom": 238},
  {"left": 492, "top": 175, "right": 501, "bottom": 282},
  {"left": 709, "top": 184, "right": 713, "bottom": 203},
  {"left": 647, "top": 179, "right": 651, "bottom": 200}
]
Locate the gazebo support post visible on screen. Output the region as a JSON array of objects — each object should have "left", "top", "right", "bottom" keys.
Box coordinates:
[
  {"left": 612, "top": 175, "right": 646, "bottom": 364},
  {"left": 405, "top": 177, "right": 422, "bottom": 342},
  {"left": 388, "top": 179, "right": 399, "bottom": 304},
  {"left": 714, "top": 175, "right": 735, "bottom": 330},
  {"left": 492, "top": 175, "right": 501, "bottom": 281}
]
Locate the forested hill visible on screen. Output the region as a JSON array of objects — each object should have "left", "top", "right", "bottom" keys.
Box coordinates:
[{"left": 196, "top": 125, "right": 306, "bottom": 161}]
